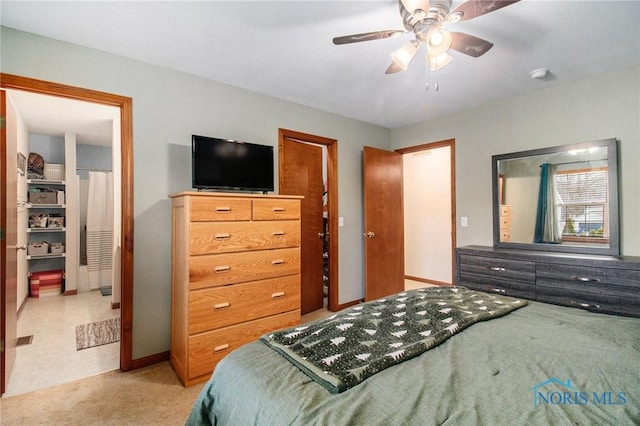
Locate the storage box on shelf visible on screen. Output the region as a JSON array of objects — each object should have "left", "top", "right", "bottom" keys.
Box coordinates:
[
  {"left": 44, "top": 163, "right": 65, "bottom": 181},
  {"left": 170, "top": 192, "right": 303, "bottom": 386}
]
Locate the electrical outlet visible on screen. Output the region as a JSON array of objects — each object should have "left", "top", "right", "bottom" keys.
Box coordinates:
[{"left": 461, "top": 217, "right": 468, "bottom": 227}]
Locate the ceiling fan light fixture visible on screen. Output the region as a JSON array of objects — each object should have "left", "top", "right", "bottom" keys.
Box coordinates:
[
  {"left": 426, "top": 29, "right": 452, "bottom": 57},
  {"left": 401, "top": 0, "right": 430, "bottom": 14},
  {"left": 428, "top": 51, "right": 453, "bottom": 71},
  {"left": 391, "top": 39, "right": 420, "bottom": 70}
]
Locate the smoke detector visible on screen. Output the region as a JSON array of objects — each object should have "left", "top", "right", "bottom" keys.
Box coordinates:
[{"left": 530, "top": 68, "right": 549, "bottom": 80}]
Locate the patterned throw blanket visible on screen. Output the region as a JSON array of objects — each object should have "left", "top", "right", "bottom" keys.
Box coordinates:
[{"left": 261, "top": 286, "right": 527, "bottom": 393}]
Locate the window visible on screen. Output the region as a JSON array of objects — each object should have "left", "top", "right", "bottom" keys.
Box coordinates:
[{"left": 555, "top": 167, "right": 608, "bottom": 242}]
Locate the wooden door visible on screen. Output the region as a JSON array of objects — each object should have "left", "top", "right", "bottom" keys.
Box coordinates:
[
  {"left": 279, "top": 138, "right": 324, "bottom": 314},
  {"left": 363, "top": 146, "right": 404, "bottom": 301},
  {"left": 1, "top": 89, "right": 19, "bottom": 395}
]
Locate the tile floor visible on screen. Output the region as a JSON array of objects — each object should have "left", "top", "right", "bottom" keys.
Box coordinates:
[{"left": 4, "top": 290, "right": 120, "bottom": 397}]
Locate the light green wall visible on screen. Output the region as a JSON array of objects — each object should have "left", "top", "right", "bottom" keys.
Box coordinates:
[
  {"left": 391, "top": 66, "right": 640, "bottom": 257},
  {"left": 1, "top": 27, "right": 390, "bottom": 359}
]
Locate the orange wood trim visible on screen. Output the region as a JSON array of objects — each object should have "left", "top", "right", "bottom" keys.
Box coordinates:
[
  {"left": 129, "top": 351, "right": 170, "bottom": 371},
  {"left": 63, "top": 290, "right": 78, "bottom": 296},
  {"left": 278, "top": 129, "right": 340, "bottom": 312},
  {"left": 334, "top": 299, "right": 362, "bottom": 311},
  {"left": 405, "top": 275, "right": 452, "bottom": 287},
  {"left": 111, "top": 302, "right": 121, "bottom": 310},
  {"left": 0, "top": 73, "right": 135, "bottom": 372}
]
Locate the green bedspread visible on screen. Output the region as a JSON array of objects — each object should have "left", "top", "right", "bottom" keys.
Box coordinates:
[
  {"left": 187, "top": 291, "right": 640, "bottom": 426},
  {"left": 261, "top": 287, "right": 527, "bottom": 393}
]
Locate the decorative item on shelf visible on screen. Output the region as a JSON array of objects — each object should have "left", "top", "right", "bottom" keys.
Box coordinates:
[
  {"left": 27, "top": 241, "right": 50, "bottom": 255},
  {"left": 44, "top": 163, "right": 65, "bottom": 181},
  {"left": 27, "top": 152, "right": 45, "bottom": 180},
  {"left": 17, "top": 152, "right": 26, "bottom": 176}
]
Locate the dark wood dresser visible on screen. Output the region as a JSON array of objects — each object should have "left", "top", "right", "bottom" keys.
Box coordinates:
[{"left": 455, "top": 245, "right": 640, "bottom": 317}]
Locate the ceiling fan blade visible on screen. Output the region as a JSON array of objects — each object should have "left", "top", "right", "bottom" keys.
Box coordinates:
[
  {"left": 448, "top": 0, "right": 520, "bottom": 22},
  {"left": 333, "top": 30, "right": 405, "bottom": 45},
  {"left": 385, "top": 62, "right": 405, "bottom": 74},
  {"left": 450, "top": 32, "right": 494, "bottom": 57}
]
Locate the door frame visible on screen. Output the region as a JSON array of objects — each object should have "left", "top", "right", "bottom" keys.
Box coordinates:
[
  {"left": 0, "top": 73, "right": 135, "bottom": 373},
  {"left": 278, "top": 128, "right": 339, "bottom": 312},
  {"left": 397, "top": 138, "right": 456, "bottom": 284}
]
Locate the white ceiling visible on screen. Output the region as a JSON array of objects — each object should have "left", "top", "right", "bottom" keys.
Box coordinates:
[
  {"left": 7, "top": 90, "right": 118, "bottom": 147},
  {"left": 2, "top": 0, "right": 639, "bottom": 131}
]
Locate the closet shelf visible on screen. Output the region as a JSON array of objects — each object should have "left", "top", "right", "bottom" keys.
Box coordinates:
[
  {"left": 27, "top": 227, "right": 66, "bottom": 233},
  {"left": 27, "top": 253, "right": 66, "bottom": 260}
]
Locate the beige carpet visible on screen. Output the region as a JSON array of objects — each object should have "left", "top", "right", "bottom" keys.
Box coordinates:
[{"left": 0, "top": 361, "right": 204, "bottom": 425}]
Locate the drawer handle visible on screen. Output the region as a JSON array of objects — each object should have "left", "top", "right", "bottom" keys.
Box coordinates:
[
  {"left": 214, "top": 265, "right": 230, "bottom": 273},
  {"left": 272, "top": 231, "right": 286, "bottom": 236},
  {"left": 571, "top": 301, "right": 601, "bottom": 309},
  {"left": 492, "top": 288, "right": 506, "bottom": 294},
  {"left": 213, "top": 344, "right": 230, "bottom": 353},
  {"left": 215, "top": 207, "right": 231, "bottom": 213},
  {"left": 272, "top": 207, "right": 285, "bottom": 213},
  {"left": 487, "top": 266, "right": 506, "bottom": 272},
  {"left": 214, "top": 233, "right": 231, "bottom": 240},
  {"left": 570, "top": 276, "right": 600, "bottom": 283},
  {"left": 272, "top": 291, "right": 285, "bottom": 299},
  {"left": 272, "top": 259, "right": 285, "bottom": 266},
  {"left": 214, "top": 302, "right": 230, "bottom": 310}
]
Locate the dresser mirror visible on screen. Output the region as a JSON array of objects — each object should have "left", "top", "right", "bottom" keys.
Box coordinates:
[{"left": 492, "top": 138, "right": 619, "bottom": 255}]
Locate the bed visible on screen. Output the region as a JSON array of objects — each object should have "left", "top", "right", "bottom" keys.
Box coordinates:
[{"left": 186, "top": 287, "right": 639, "bottom": 425}]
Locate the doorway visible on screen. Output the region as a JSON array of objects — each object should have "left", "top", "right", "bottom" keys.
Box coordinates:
[
  {"left": 362, "top": 139, "right": 456, "bottom": 300},
  {"left": 1, "top": 74, "right": 134, "bottom": 396},
  {"left": 278, "top": 129, "right": 339, "bottom": 313},
  {"left": 399, "top": 140, "right": 456, "bottom": 288}
]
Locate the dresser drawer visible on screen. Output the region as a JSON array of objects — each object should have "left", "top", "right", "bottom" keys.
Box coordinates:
[
  {"left": 458, "top": 254, "right": 535, "bottom": 283},
  {"left": 536, "top": 263, "right": 640, "bottom": 289},
  {"left": 190, "top": 197, "right": 252, "bottom": 222},
  {"left": 536, "top": 263, "right": 640, "bottom": 316},
  {"left": 458, "top": 273, "right": 535, "bottom": 299},
  {"left": 190, "top": 221, "right": 300, "bottom": 255},
  {"left": 188, "top": 310, "right": 300, "bottom": 381},
  {"left": 253, "top": 199, "right": 300, "bottom": 220},
  {"left": 189, "top": 247, "right": 300, "bottom": 290},
  {"left": 500, "top": 205, "right": 511, "bottom": 217},
  {"left": 535, "top": 284, "right": 640, "bottom": 317},
  {"left": 189, "top": 275, "right": 301, "bottom": 334}
]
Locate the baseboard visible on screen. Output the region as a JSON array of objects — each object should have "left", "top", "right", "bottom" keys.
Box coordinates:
[
  {"left": 129, "top": 351, "right": 170, "bottom": 371},
  {"left": 17, "top": 294, "right": 29, "bottom": 319},
  {"left": 111, "top": 302, "right": 120, "bottom": 309},
  {"left": 63, "top": 289, "right": 78, "bottom": 296}
]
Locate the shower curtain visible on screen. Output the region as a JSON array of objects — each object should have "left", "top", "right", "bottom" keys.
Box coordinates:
[{"left": 86, "top": 171, "right": 114, "bottom": 290}]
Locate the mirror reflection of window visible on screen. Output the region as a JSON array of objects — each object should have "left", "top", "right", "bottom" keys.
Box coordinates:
[{"left": 493, "top": 139, "right": 618, "bottom": 255}]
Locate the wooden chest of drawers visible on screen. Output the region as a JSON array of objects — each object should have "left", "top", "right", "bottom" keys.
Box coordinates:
[{"left": 170, "top": 192, "right": 302, "bottom": 386}]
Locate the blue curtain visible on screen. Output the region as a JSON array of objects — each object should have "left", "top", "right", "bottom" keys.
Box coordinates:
[{"left": 534, "top": 163, "right": 562, "bottom": 244}]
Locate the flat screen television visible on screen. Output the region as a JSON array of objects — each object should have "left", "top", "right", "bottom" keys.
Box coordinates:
[{"left": 192, "top": 135, "right": 274, "bottom": 193}]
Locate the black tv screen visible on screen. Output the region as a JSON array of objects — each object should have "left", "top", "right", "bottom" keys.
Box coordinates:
[{"left": 192, "top": 135, "right": 274, "bottom": 193}]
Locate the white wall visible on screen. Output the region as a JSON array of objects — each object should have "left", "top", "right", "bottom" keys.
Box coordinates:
[
  {"left": 403, "top": 147, "right": 452, "bottom": 283},
  {"left": 1, "top": 26, "right": 390, "bottom": 358},
  {"left": 391, "top": 66, "right": 640, "bottom": 257}
]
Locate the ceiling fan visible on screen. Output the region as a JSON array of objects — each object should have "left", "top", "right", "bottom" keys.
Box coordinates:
[{"left": 333, "top": 0, "right": 520, "bottom": 74}]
